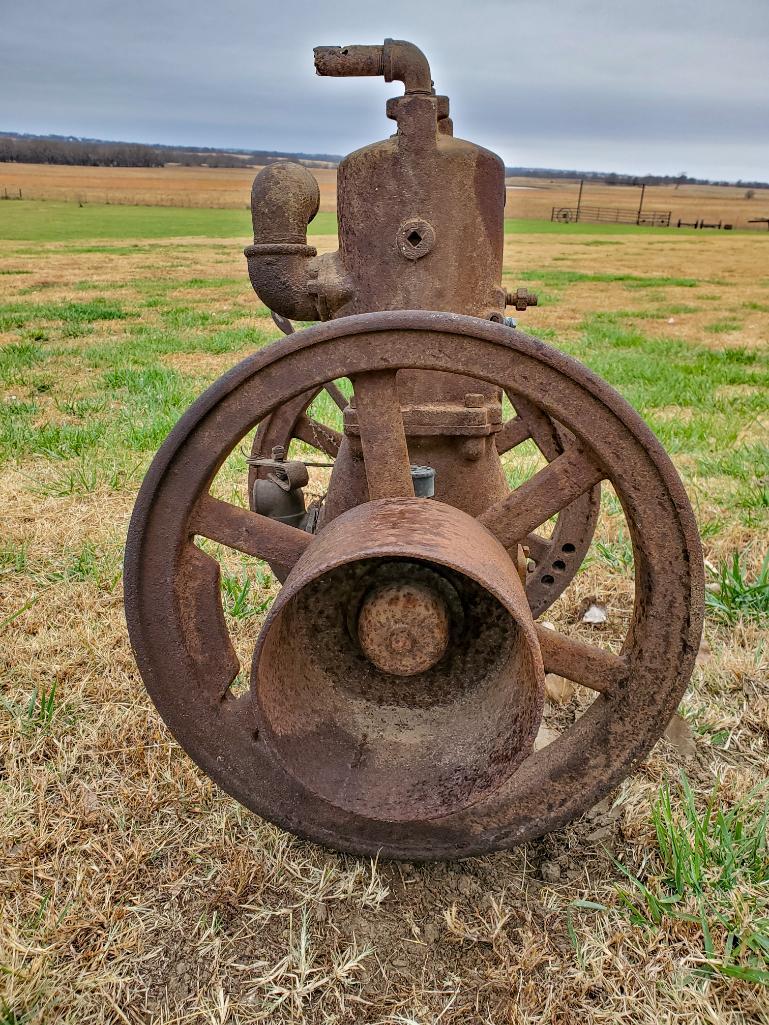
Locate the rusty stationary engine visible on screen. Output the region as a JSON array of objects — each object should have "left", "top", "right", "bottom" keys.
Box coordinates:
[{"left": 125, "top": 40, "right": 704, "bottom": 859}]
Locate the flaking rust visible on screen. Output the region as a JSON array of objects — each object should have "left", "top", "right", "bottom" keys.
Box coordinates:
[{"left": 124, "top": 40, "right": 704, "bottom": 859}]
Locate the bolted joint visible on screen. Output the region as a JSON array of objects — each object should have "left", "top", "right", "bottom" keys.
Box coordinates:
[{"left": 506, "top": 287, "right": 539, "bottom": 311}]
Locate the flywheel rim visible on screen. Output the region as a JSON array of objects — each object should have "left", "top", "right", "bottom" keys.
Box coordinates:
[{"left": 124, "top": 310, "right": 704, "bottom": 859}]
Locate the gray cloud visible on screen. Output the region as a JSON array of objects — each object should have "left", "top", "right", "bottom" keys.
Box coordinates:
[{"left": 2, "top": 0, "right": 768, "bottom": 179}]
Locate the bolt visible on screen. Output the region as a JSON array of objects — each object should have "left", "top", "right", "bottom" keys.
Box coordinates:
[
  {"left": 506, "top": 287, "right": 538, "bottom": 311},
  {"left": 271, "top": 445, "right": 286, "bottom": 461},
  {"left": 461, "top": 437, "right": 484, "bottom": 461}
]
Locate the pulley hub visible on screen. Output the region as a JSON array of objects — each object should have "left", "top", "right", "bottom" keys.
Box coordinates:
[{"left": 357, "top": 575, "right": 451, "bottom": 676}]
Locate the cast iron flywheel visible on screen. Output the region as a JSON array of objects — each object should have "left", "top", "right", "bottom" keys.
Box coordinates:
[{"left": 124, "top": 311, "right": 704, "bottom": 860}]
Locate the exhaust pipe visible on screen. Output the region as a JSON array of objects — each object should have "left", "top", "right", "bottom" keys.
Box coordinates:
[{"left": 244, "top": 161, "right": 321, "bottom": 321}]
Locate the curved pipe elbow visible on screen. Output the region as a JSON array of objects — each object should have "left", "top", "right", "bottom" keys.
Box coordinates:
[
  {"left": 313, "top": 39, "right": 432, "bottom": 95},
  {"left": 245, "top": 161, "right": 321, "bottom": 320},
  {"left": 384, "top": 39, "right": 432, "bottom": 94}
]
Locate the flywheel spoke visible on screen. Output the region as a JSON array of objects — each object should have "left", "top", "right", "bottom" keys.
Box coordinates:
[
  {"left": 509, "top": 393, "right": 565, "bottom": 461},
  {"left": 293, "top": 414, "right": 342, "bottom": 456},
  {"left": 353, "top": 369, "right": 415, "bottom": 500},
  {"left": 192, "top": 494, "right": 312, "bottom": 566},
  {"left": 495, "top": 415, "right": 529, "bottom": 455},
  {"left": 524, "top": 532, "right": 552, "bottom": 563},
  {"left": 479, "top": 445, "right": 605, "bottom": 548},
  {"left": 325, "top": 381, "right": 349, "bottom": 411},
  {"left": 535, "top": 624, "right": 628, "bottom": 695}
]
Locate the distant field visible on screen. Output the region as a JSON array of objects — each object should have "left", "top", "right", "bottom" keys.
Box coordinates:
[
  {"left": 2, "top": 161, "right": 768, "bottom": 230},
  {"left": 0, "top": 200, "right": 335, "bottom": 241},
  {"left": 0, "top": 200, "right": 760, "bottom": 243},
  {"left": 504, "top": 175, "right": 769, "bottom": 230},
  {"left": 0, "top": 162, "right": 338, "bottom": 212}
]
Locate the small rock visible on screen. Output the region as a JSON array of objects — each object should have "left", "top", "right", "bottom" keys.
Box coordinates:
[
  {"left": 457, "top": 874, "right": 475, "bottom": 896},
  {"left": 696, "top": 638, "right": 713, "bottom": 666},
  {"left": 586, "top": 796, "right": 613, "bottom": 819},
  {"left": 534, "top": 725, "right": 559, "bottom": 751},
  {"left": 667, "top": 317, "right": 676, "bottom": 324},
  {"left": 422, "top": 922, "right": 440, "bottom": 944},
  {"left": 540, "top": 621, "right": 556, "bottom": 632},
  {"left": 540, "top": 861, "right": 561, "bottom": 883},
  {"left": 664, "top": 713, "right": 697, "bottom": 760},
  {"left": 585, "top": 823, "right": 614, "bottom": 843},
  {"left": 78, "top": 783, "right": 100, "bottom": 821},
  {"left": 545, "top": 673, "right": 575, "bottom": 704},
  {"left": 315, "top": 901, "right": 328, "bottom": 923},
  {"left": 581, "top": 603, "right": 607, "bottom": 625}
]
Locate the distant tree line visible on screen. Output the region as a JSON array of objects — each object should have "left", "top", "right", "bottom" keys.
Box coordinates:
[
  {"left": 0, "top": 136, "right": 163, "bottom": 167},
  {"left": 2, "top": 132, "right": 766, "bottom": 188},
  {"left": 0, "top": 132, "right": 341, "bottom": 169},
  {"left": 505, "top": 166, "right": 769, "bottom": 189}
]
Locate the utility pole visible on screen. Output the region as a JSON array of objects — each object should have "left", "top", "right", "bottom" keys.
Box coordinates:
[
  {"left": 636, "top": 183, "right": 646, "bottom": 225},
  {"left": 576, "top": 178, "right": 584, "bottom": 222}
]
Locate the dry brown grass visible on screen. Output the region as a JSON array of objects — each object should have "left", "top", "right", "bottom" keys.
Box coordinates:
[
  {"left": 0, "top": 163, "right": 338, "bottom": 213},
  {"left": 504, "top": 177, "right": 769, "bottom": 230},
  {"left": 3, "top": 162, "right": 769, "bottom": 230},
  {"left": 1, "top": 225, "right": 768, "bottom": 1023}
]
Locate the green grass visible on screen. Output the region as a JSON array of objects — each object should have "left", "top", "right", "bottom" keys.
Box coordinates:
[
  {"left": 589, "top": 529, "right": 634, "bottom": 574},
  {"left": 705, "top": 319, "right": 743, "bottom": 334},
  {"left": 220, "top": 565, "right": 273, "bottom": 620},
  {"left": 613, "top": 772, "right": 769, "bottom": 984},
  {"left": 1, "top": 680, "right": 58, "bottom": 732},
  {"left": 32, "top": 458, "right": 140, "bottom": 497},
  {"left": 519, "top": 269, "right": 700, "bottom": 288},
  {"left": 0, "top": 539, "right": 29, "bottom": 573},
  {"left": 553, "top": 318, "right": 769, "bottom": 463},
  {"left": 0, "top": 201, "right": 337, "bottom": 241},
  {"left": 705, "top": 551, "right": 769, "bottom": 623},
  {"left": 85, "top": 322, "right": 271, "bottom": 369},
  {"left": 576, "top": 305, "right": 701, "bottom": 321},
  {"left": 0, "top": 342, "right": 43, "bottom": 383},
  {"left": 5, "top": 201, "right": 764, "bottom": 244}
]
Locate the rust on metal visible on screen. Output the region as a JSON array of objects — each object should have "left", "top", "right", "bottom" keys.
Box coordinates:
[
  {"left": 252, "top": 498, "right": 545, "bottom": 823},
  {"left": 124, "top": 40, "right": 705, "bottom": 860},
  {"left": 246, "top": 38, "right": 598, "bottom": 610},
  {"left": 356, "top": 578, "right": 451, "bottom": 676}
]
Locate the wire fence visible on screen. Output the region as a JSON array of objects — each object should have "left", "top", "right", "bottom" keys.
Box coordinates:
[{"left": 551, "top": 205, "right": 671, "bottom": 227}]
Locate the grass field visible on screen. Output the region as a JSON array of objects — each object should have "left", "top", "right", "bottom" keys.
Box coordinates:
[
  {"left": 0, "top": 200, "right": 756, "bottom": 244},
  {"left": 1, "top": 201, "right": 768, "bottom": 1023},
  {"left": 2, "top": 160, "right": 768, "bottom": 230}
]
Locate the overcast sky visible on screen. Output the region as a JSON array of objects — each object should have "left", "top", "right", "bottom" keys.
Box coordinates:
[{"left": 3, "top": 0, "right": 768, "bottom": 180}]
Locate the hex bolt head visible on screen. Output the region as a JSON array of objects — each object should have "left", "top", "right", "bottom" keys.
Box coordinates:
[{"left": 506, "top": 287, "right": 539, "bottom": 311}]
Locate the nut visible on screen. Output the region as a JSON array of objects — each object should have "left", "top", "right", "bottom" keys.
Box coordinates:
[{"left": 506, "top": 287, "right": 538, "bottom": 311}]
